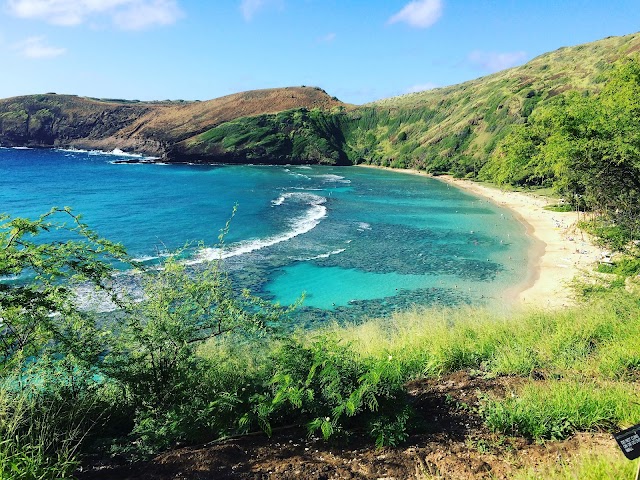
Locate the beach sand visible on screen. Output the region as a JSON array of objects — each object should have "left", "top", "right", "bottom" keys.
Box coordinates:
[{"left": 357, "top": 165, "right": 603, "bottom": 308}]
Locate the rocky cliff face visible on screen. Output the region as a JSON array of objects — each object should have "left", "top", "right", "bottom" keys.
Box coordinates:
[{"left": 0, "top": 87, "right": 347, "bottom": 163}]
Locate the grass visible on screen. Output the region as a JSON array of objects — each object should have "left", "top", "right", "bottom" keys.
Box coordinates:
[
  {"left": 187, "top": 108, "right": 350, "bottom": 165},
  {"left": 481, "top": 379, "right": 640, "bottom": 440},
  {"left": 322, "top": 290, "right": 640, "bottom": 380},
  {"left": 545, "top": 203, "right": 575, "bottom": 212},
  {"left": 281, "top": 290, "right": 640, "bottom": 446},
  {"left": 0, "top": 388, "right": 80, "bottom": 479},
  {"left": 514, "top": 453, "right": 636, "bottom": 480}
]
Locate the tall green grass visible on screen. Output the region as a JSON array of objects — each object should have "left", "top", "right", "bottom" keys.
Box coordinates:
[
  {"left": 304, "top": 290, "right": 640, "bottom": 442},
  {"left": 325, "top": 291, "right": 640, "bottom": 380},
  {"left": 481, "top": 380, "right": 640, "bottom": 439},
  {"left": 514, "top": 453, "right": 636, "bottom": 480},
  {"left": 0, "top": 388, "right": 80, "bottom": 479}
]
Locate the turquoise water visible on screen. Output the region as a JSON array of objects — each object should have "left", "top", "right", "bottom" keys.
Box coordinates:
[{"left": 0, "top": 147, "right": 531, "bottom": 324}]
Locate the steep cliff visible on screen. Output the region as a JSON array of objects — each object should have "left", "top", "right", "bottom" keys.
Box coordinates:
[{"left": 0, "top": 87, "right": 347, "bottom": 162}]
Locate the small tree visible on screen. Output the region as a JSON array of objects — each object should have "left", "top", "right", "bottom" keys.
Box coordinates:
[
  {"left": 0, "top": 207, "right": 128, "bottom": 371},
  {"left": 0, "top": 208, "right": 130, "bottom": 477}
]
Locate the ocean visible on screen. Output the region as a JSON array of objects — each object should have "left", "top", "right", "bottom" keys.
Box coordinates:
[{"left": 0, "top": 147, "right": 532, "bottom": 325}]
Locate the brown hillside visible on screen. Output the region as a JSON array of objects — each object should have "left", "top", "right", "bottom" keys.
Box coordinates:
[
  {"left": 0, "top": 87, "right": 347, "bottom": 157},
  {"left": 118, "top": 86, "right": 347, "bottom": 143}
]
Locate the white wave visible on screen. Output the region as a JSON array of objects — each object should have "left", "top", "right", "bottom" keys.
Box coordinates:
[
  {"left": 0, "top": 274, "right": 20, "bottom": 281},
  {"left": 112, "top": 148, "right": 137, "bottom": 157},
  {"left": 189, "top": 192, "right": 327, "bottom": 264},
  {"left": 72, "top": 284, "right": 118, "bottom": 312},
  {"left": 58, "top": 147, "right": 91, "bottom": 154},
  {"left": 287, "top": 171, "right": 312, "bottom": 179},
  {"left": 131, "top": 250, "right": 173, "bottom": 263},
  {"left": 12, "top": 146, "right": 32, "bottom": 150},
  {"left": 357, "top": 222, "right": 371, "bottom": 231},
  {"left": 271, "top": 191, "right": 325, "bottom": 207},
  {"left": 132, "top": 255, "right": 159, "bottom": 263},
  {"left": 294, "top": 165, "right": 313, "bottom": 170},
  {"left": 108, "top": 159, "right": 167, "bottom": 165},
  {"left": 73, "top": 277, "right": 147, "bottom": 313},
  {"left": 315, "top": 174, "right": 351, "bottom": 184},
  {"left": 304, "top": 248, "right": 346, "bottom": 261},
  {"left": 56, "top": 147, "right": 159, "bottom": 161}
]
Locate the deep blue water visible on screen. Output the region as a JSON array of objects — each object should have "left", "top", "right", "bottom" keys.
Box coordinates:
[{"left": 0, "top": 147, "right": 531, "bottom": 324}]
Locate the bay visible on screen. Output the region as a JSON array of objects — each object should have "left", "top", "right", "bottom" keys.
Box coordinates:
[{"left": 0, "top": 147, "right": 531, "bottom": 324}]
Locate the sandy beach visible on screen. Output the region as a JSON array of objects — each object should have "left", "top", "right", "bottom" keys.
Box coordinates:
[{"left": 357, "top": 165, "right": 603, "bottom": 308}]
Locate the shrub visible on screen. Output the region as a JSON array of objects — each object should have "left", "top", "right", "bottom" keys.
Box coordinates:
[{"left": 258, "top": 336, "right": 411, "bottom": 446}]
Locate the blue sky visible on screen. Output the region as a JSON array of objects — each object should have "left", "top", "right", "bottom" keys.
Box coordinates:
[{"left": 0, "top": 0, "right": 639, "bottom": 104}]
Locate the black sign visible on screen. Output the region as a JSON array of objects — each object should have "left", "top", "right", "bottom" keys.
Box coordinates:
[{"left": 614, "top": 424, "right": 640, "bottom": 460}]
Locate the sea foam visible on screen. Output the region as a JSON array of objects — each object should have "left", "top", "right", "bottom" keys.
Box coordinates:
[
  {"left": 57, "top": 147, "right": 160, "bottom": 161},
  {"left": 315, "top": 174, "right": 351, "bottom": 184}
]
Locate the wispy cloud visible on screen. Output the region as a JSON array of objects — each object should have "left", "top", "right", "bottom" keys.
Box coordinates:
[
  {"left": 113, "top": 0, "right": 183, "bottom": 29},
  {"left": 388, "top": 0, "right": 442, "bottom": 28},
  {"left": 317, "top": 32, "right": 336, "bottom": 44},
  {"left": 13, "top": 36, "right": 66, "bottom": 58},
  {"left": 6, "top": 0, "right": 184, "bottom": 30},
  {"left": 240, "top": 0, "right": 282, "bottom": 21},
  {"left": 405, "top": 82, "right": 438, "bottom": 94},
  {"left": 468, "top": 50, "right": 527, "bottom": 72}
]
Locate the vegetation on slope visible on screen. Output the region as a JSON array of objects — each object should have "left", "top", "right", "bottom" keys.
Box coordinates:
[
  {"left": 176, "top": 33, "right": 640, "bottom": 173},
  {"left": 480, "top": 57, "right": 640, "bottom": 249},
  {"left": 174, "top": 106, "right": 350, "bottom": 164},
  {"left": 351, "top": 32, "right": 640, "bottom": 174}
]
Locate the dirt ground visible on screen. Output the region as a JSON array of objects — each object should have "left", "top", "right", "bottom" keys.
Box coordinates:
[{"left": 77, "top": 371, "right": 621, "bottom": 480}]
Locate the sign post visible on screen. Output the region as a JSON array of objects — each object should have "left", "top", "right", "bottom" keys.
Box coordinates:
[{"left": 614, "top": 424, "right": 640, "bottom": 480}]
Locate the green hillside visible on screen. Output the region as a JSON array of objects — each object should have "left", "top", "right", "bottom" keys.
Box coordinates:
[
  {"left": 355, "top": 33, "right": 640, "bottom": 171},
  {"left": 183, "top": 32, "right": 640, "bottom": 173}
]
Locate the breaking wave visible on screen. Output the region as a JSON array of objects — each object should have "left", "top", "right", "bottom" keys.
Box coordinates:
[{"left": 190, "top": 192, "right": 327, "bottom": 263}]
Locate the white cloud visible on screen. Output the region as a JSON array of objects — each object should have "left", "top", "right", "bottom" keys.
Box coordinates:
[
  {"left": 240, "top": 0, "right": 282, "bottom": 21},
  {"left": 468, "top": 50, "right": 527, "bottom": 72},
  {"left": 388, "top": 0, "right": 442, "bottom": 28},
  {"left": 13, "top": 36, "right": 66, "bottom": 58},
  {"left": 405, "top": 82, "right": 438, "bottom": 94},
  {"left": 113, "top": 0, "right": 183, "bottom": 29},
  {"left": 317, "top": 32, "right": 336, "bottom": 43},
  {"left": 240, "top": 0, "right": 264, "bottom": 20},
  {"left": 6, "top": 0, "right": 184, "bottom": 30}
]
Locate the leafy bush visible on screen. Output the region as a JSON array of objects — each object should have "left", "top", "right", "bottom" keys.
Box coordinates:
[{"left": 260, "top": 336, "right": 411, "bottom": 446}]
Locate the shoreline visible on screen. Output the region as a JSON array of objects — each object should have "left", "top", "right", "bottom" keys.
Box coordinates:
[{"left": 356, "top": 164, "right": 602, "bottom": 308}]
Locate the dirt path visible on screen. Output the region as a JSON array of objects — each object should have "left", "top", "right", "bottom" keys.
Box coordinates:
[{"left": 78, "top": 372, "right": 620, "bottom": 479}]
